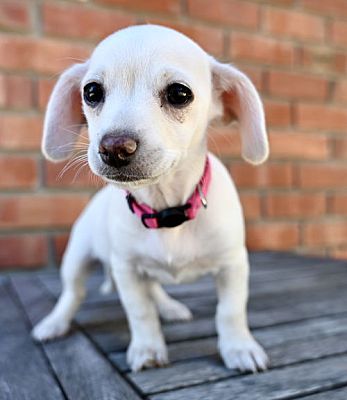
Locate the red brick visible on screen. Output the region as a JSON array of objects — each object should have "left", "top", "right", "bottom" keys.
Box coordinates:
[
  {"left": 330, "top": 194, "right": 347, "bottom": 214},
  {"left": 253, "top": 0, "right": 295, "bottom": 5},
  {"left": 239, "top": 193, "right": 261, "bottom": 219},
  {"left": 263, "top": 8, "right": 325, "bottom": 42},
  {"left": 45, "top": 160, "right": 104, "bottom": 189},
  {"left": 298, "top": 164, "right": 347, "bottom": 189},
  {"left": 230, "top": 33, "right": 294, "bottom": 66},
  {"left": 207, "top": 126, "right": 240, "bottom": 157},
  {"left": 333, "top": 79, "right": 347, "bottom": 104},
  {"left": 37, "top": 78, "right": 56, "bottom": 111},
  {"left": 264, "top": 100, "right": 291, "bottom": 127},
  {"left": 0, "top": 74, "right": 33, "bottom": 109},
  {"left": 143, "top": 20, "right": 224, "bottom": 57},
  {"left": 230, "top": 163, "right": 293, "bottom": 188},
  {"left": 265, "top": 193, "right": 326, "bottom": 217},
  {"left": 0, "top": 194, "right": 90, "bottom": 229},
  {"left": 3, "top": 0, "right": 347, "bottom": 262},
  {"left": 0, "top": 115, "right": 42, "bottom": 151},
  {"left": 297, "top": 104, "right": 347, "bottom": 132},
  {"left": 330, "top": 20, "right": 347, "bottom": 47},
  {"left": 301, "top": 0, "right": 347, "bottom": 18},
  {"left": 240, "top": 66, "right": 264, "bottom": 92},
  {"left": 269, "top": 131, "right": 330, "bottom": 160},
  {"left": 0, "top": 235, "right": 47, "bottom": 269},
  {"left": 0, "top": 1, "right": 30, "bottom": 31},
  {"left": 53, "top": 233, "right": 69, "bottom": 264},
  {"left": 43, "top": 3, "right": 135, "bottom": 41},
  {"left": 334, "top": 138, "right": 347, "bottom": 158},
  {"left": 187, "top": 0, "right": 259, "bottom": 29},
  {"left": 267, "top": 71, "right": 328, "bottom": 100},
  {"left": 331, "top": 247, "right": 347, "bottom": 259},
  {"left": 298, "top": 46, "right": 346, "bottom": 74},
  {"left": 0, "top": 156, "right": 37, "bottom": 189},
  {"left": 303, "top": 221, "right": 347, "bottom": 246},
  {"left": 247, "top": 223, "right": 299, "bottom": 250},
  {"left": 96, "top": 0, "right": 181, "bottom": 13},
  {"left": 0, "top": 36, "right": 91, "bottom": 74}
]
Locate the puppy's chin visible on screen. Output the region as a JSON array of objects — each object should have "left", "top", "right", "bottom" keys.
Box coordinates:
[
  {"left": 103, "top": 175, "right": 162, "bottom": 189},
  {"left": 90, "top": 162, "right": 178, "bottom": 190}
]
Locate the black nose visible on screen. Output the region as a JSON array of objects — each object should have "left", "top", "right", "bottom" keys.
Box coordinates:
[{"left": 99, "top": 134, "right": 138, "bottom": 167}]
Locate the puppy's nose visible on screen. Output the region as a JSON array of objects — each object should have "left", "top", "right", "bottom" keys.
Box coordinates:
[{"left": 99, "top": 134, "right": 138, "bottom": 167}]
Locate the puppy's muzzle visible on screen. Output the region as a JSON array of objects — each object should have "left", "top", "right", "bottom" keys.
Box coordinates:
[{"left": 99, "top": 134, "right": 138, "bottom": 168}]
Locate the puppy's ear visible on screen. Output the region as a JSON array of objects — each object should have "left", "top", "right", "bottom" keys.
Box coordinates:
[
  {"left": 42, "top": 62, "right": 89, "bottom": 162},
  {"left": 210, "top": 59, "right": 269, "bottom": 165}
]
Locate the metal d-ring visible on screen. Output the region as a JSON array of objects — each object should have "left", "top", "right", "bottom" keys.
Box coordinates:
[{"left": 197, "top": 184, "right": 208, "bottom": 208}]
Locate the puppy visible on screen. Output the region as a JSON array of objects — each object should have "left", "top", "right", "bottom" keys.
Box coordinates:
[{"left": 32, "top": 25, "right": 269, "bottom": 373}]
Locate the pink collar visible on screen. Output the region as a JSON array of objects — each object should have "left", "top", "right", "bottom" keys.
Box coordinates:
[{"left": 126, "top": 157, "right": 211, "bottom": 229}]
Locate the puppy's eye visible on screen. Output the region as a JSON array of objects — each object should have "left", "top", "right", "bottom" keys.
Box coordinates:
[
  {"left": 83, "top": 82, "right": 104, "bottom": 107},
  {"left": 166, "top": 83, "right": 193, "bottom": 107}
]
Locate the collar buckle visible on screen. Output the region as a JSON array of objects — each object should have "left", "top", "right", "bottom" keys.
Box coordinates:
[{"left": 142, "top": 204, "right": 191, "bottom": 229}]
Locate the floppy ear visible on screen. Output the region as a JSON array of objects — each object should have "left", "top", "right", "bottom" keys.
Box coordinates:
[
  {"left": 210, "top": 59, "right": 269, "bottom": 165},
  {"left": 42, "top": 62, "right": 89, "bottom": 162}
]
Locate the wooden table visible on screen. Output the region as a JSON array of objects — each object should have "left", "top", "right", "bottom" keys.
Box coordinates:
[{"left": 2, "top": 252, "right": 347, "bottom": 399}]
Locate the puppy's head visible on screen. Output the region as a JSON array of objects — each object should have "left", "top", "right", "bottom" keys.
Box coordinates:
[{"left": 42, "top": 25, "right": 268, "bottom": 188}]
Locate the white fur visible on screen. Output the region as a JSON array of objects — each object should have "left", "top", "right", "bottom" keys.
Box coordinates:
[{"left": 32, "top": 25, "right": 269, "bottom": 373}]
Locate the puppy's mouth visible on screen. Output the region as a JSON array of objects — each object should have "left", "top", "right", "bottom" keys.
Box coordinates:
[
  {"left": 94, "top": 161, "right": 178, "bottom": 189},
  {"left": 104, "top": 174, "right": 161, "bottom": 188},
  {"left": 102, "top": 163, "right": 176, "bottom": 188},
  {"left": 88, "top": 145, "right": 179, "bottom": 188}
]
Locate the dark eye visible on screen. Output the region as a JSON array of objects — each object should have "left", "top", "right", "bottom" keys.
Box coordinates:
[
  {"left": 83, "top": 82, "right": 104, "bottom": 107},
  {"left": 166, "top": 83, "right": 193, "bottom": 107}
]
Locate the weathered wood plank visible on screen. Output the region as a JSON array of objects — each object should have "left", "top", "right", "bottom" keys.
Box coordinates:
[
  {"left": 85, "top": 256, "right": 347, "bottom": 310},
  {"left": 300, "top": 387, "right": 347, "bottom": 399},
  {"left": 0, "top": 280, "right": 65, "bottom": 400},
  {"left": 150, "top": 354, "right": 347, "bottom": 400},
  {"left": 249, "top": 251, "right": 347, "bottom": 269},
  {"left": 38, "top": 255, "right": 347, "bottom": 307},
  {"left": 69, "top": 265, "right": 347, "bottom": 314},
  {"left": 39, "top": 272, "right": 119, "bottom": 305},
  {"left": 42, "top": 333, "right": 142, "bottom": 400},
  {"left": 84, "top": 320, "right": 130, "bottom": 353},
  {"left": 3, "top": 251, "right": 347, "bottom": 400},
  {"left": 0, "top": 281, "right": 27, "bottom": 334},
  {"left": 37, "top": 250, "right": 346, "bottom": 324},
  {"left": 84, "top": 283, "right": 347, "bottom": 354},
  {"left": 84, "top": 317, "right": 215, "bottom": 354},
  {"left": 11, "top": 276, "right": 143, "bottom": 400},
  {"left": 0, "top": 332, "right": 66, "bottom": 400},
  {"left": 127, "top": 330, "right": 347, "bottom": 394},
  {"left": 110, "top": 312, "right": 347, "bottom": 372}
]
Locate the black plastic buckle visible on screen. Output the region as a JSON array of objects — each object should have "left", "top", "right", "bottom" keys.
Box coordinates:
[{"left": 142, "top": 204, "right": 191, "bottom": 228}]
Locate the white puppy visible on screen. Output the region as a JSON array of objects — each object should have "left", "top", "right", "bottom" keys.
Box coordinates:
[{"left": 32, "top": 25, "right": 269, "bottom": 373}]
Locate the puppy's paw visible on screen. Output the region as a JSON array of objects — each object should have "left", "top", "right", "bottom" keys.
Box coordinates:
[
  {"left": 31, "top": 315, "right": 70, "bottom": 342},
  {"left": 158, "top": 298, "right": 193, "bottom": 322},
  {"left": 219, "top": 336, "right": 269, "bottom": 373},
  {"left": 127, "top": 341, "right": 169, "bottom": 372}
]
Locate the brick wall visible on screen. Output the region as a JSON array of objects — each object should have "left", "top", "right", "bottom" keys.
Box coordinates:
[{"left": 1, "top": 0, "right": 347, "bottom": 269}]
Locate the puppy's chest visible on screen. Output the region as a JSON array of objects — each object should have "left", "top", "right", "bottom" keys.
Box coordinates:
[{"left": 132, "top": 228, "right": 221, "bottom": 283}]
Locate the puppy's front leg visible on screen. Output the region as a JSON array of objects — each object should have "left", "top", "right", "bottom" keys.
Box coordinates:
[
  {"left": 112, "top": 257, "right": 168, "bottom": 372},
  {"left": 216, "top": 247, "right": 268, "bottom": 372}
]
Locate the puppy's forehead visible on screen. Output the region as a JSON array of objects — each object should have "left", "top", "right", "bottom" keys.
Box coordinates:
[{"left": 88, "top": 25, "right": 210, "bottom": 83}]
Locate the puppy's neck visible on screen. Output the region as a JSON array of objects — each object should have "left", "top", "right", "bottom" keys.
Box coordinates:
[{"left": 132, "top": 153, "right": 207, "bottom": 211}]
